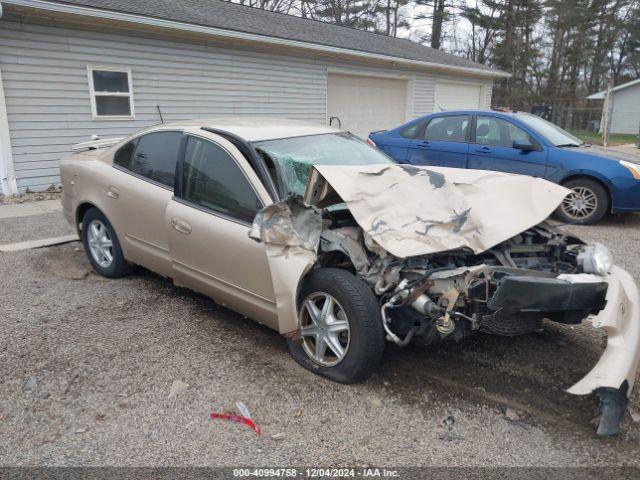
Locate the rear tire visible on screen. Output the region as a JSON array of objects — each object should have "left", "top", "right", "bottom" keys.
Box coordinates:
[
  {"left": 555, "top": 178, "right": 608, "bottom": 225},
  {"left": 287, "top": 268, "right": 385, "bottom": 383},
  {"left": 81, "top": 207, "right": 130, "bottom": 278}
]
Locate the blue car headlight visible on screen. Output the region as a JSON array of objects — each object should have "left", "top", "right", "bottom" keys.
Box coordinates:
[
  {"left": 620, "top": 160, "right": 640, "bottom": 180},
  {"left": 578, "top": 243, "right": 613, "bottom": 275}
]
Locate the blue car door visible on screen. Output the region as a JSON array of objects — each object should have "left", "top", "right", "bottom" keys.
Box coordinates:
[
  {"left": 467, "top": 115, "right": 548, "bottom": 176},
  {"left": 406, "top": 114, "right": 470, "bottom": 168}
]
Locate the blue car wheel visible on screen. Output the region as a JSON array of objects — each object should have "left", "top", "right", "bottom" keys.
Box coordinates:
[{"left": 555, "top": 178, "right": 609, "bottom": 225}]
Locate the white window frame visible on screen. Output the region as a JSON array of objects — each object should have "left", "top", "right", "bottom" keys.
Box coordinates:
[{"left": 87, "top": 66, "right": 135, "bottom": 120}]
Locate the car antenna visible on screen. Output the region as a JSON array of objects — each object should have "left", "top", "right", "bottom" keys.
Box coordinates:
[{"left": 156, "top": 104, "right": 164, "bottom": 124}]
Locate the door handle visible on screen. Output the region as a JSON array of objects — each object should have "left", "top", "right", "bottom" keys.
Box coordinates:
[
  {"left": 416, "top": 140, "right": 430, "bottom": 149},
  {"left": 107, "top": 186, "right": 120, "bottom": 199},
  {"left": 171, "top": 218, "right": 192, "bottom": 235},
  {"left": 475, "top": 146, "right": 491, "bottom": 153}
]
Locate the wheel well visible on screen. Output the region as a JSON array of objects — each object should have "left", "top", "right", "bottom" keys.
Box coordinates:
[
  {"left": 560, "top": 175, "right": 611, "bottom": 210},
  {"left": 75, "top": 202, "right": 98, "bottom": 230}
]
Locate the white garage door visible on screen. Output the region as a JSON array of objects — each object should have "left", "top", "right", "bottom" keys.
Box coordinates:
[
  {"left": 327, "top": 73, "right": 407, "bottom": 138},
  {"left": 434, "top": 81, "right": 482, "bottom": 111}
]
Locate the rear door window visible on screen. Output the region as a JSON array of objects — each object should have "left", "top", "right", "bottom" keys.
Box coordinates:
[
  {"left": 181, "top": 136, "right": 263, "bottom": 223},
  {"left": 423, "top": 115, "right": 469, "bottom": 142},
  {"left": 130, "top": 131, "right": 183, "bottom": 188},
  {"left": 400, "top": 120, "right": 427, "bottom": 139}
]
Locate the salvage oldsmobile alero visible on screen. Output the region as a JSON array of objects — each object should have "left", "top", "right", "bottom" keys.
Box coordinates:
[{"left": 60, "top": 118, "right": 640, "bottom": 435}]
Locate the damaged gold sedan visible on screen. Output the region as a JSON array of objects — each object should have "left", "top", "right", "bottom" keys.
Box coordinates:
[{"left": 61, "top": 118, "right": 640, "bottom": 436}]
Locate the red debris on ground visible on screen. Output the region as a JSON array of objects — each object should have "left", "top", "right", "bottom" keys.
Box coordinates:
[{"left": 210, "top": 412, "right": 261, "bottom": 435}]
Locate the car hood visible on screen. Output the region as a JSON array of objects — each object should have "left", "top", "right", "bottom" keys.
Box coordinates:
[
  {"left": 569, "top": 145, "right": 640, "bottom": 164},
  {"left": 250, "top": 164, "right": 569, "bottom": 334},
  {"left": 303, "top": 164, "right": 570, "bottom": 258}
]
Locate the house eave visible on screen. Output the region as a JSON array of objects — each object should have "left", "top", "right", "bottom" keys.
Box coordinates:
[
  {"left": 2, "top": 0, "right": 510, "bottom": 79},
  {"left": 587, "top": 78, "right": 640, "bottom": 99}
]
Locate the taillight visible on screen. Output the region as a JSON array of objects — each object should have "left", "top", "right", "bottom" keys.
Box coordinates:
[{"left": 366, "top": 137, "right": 376, "bottom": 147}]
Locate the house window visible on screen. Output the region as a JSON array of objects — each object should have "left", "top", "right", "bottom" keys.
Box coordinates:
[{"left": 87, "top": 66, "right": 134, "bottom": 119}]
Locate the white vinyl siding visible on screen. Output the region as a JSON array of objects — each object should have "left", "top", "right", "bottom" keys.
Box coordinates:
[
  {"left": 610, "top": 86, "right": 640, "bottom": 135},
  {"left": 0, "top": 14, "right": 493, "bottom": 193}
]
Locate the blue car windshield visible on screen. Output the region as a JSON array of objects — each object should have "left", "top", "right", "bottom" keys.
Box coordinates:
[
  {"left": 515, "top": 112, "right": 584, "bottom": 147},
  {"left": 254, "top": 132, "right": 394, "bottom": 198}
]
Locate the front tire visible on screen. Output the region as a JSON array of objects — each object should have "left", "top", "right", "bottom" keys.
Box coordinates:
[
  {"left": 555, "top": 178, "right": 608, "bottom": 225},
  {"left": 287, "top": 268, "right": 385, "bottom": 383},
  {"left": 81, "top": 207, "right": 130, "bottom": 278}
]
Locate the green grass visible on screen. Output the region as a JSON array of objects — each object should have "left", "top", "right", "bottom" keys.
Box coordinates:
[{"left": 568, "top": 129, "right": 638, "bottom": 146}]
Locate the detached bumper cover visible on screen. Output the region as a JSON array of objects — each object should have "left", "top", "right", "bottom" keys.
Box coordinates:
[{"left": 567, "top": 265, "right": 640, "bottom": 434}]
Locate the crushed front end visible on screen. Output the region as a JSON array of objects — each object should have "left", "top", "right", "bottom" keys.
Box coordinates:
[
  {"left": 252, "top": 164, "right": 640, "bottom": 435},
  {"left": 318, "top": 216, "right": 639, "bottom": 436}
]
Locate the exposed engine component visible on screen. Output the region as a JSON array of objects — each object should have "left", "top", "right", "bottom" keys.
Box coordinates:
[{"left": 316, "top": 213, "right": 610, "bottom": 348}]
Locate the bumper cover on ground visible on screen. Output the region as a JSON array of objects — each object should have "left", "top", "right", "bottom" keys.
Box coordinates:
[{"left": 567, "top": 265, "right": 640, "bottom": 435}]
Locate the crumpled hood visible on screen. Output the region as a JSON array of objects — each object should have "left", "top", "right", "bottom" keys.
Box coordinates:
[
  {"left": 305, "top": 164, "right": 570, "bottom": 258},
  {"left": 570, "top": 144, "right": 640, "bottom": 164}
]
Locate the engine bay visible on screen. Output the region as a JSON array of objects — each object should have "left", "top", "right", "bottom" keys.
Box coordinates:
[{"left": 318, "top": 209, "right": 610, "bottom": 347}]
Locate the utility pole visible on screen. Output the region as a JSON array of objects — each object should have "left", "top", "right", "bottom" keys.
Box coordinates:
[{"left": 600, "top": 80, "right": 613, "bottom": 147}]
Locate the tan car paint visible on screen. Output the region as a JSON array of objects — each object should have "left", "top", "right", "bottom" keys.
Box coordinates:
[
  {"left": 106, "top": 166, "right": 175, "bottom": 278},
  {"left": 61, "top": 123, "right": 280, "bottom": 330},
  {"left": 165, "top": 130, "right": 278, "bottom": 329}
]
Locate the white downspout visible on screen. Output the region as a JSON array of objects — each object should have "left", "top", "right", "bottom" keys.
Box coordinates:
[{"left": 0, "top": 8, "right": 18, "bottom": 197}]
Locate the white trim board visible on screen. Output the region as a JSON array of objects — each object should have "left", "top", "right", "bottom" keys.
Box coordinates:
[
  {"left": 0, "top": 65, "right": 18, "bottom": 196},
  {"left": 0, "top": 234, "right": 79, "bottom": 253}
]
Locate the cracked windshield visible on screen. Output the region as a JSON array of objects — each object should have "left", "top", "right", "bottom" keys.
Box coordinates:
[{"left": 253, "top": 132, "right": 393, "bottom": 197}]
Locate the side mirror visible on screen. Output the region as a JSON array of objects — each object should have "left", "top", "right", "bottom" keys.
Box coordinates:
[{"left": 513, "top": 140, "right": 541, "bottom": 152}]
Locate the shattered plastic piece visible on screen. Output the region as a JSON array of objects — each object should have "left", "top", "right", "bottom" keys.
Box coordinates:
[
  {"left": 210, "top": 412, "right": 262, "bottom": 435},
  {"left": 596, "top": 381, "right": 629, "bottom": 436},
  {"left": 235, "top": 401, "right": 252, "bottom": 420}
]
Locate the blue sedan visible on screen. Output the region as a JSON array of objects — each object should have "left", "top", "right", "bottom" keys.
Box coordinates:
[{"left": 368, "top": 110, "right": 640, "bottom": 224}]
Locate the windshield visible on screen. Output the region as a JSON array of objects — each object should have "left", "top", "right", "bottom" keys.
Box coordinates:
[
  {"left": 253, "top": 132, "right": 394, "bottom": 197},
  {"left": 515, "top": 112, "right": 584, "bottom": 147}
]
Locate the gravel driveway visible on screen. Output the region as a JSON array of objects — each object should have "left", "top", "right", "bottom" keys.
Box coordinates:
[{"left": 1, "top": 210, "right": 640, "bottom": 467}]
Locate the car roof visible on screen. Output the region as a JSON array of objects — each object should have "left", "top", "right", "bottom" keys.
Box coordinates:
[
  {"left": 153, "top": 117, "right": 342, "bottom": 142},
  {"left": 428, "top": 109, "right": 529, "bottom": 117}
]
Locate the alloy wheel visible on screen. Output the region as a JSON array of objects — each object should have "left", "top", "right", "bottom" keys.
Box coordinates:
[
  {"left": 87, "top": 219, "right": 114, "bottom": 268},
  {"left": 299, "top": 292, "right": 351, "bottom": 367},
  {"left": 560, "top": 186, "right": 598, "bottom": 221}
]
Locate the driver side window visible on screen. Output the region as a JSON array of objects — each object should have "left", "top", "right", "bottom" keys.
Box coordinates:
[
  {"left": 181, "top": 136, "right": 263, "bottom": 224},
  {"left": 475, "top": 116, "right": 531, "bottom": 147}
]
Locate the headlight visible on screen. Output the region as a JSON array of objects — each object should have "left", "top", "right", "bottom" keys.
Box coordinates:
[
  {"left": 620, "top": 160, "right": 640, "bottom": 180},
  {"left": 577, "top": 243, "right": 612, "bottom": 275}
]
